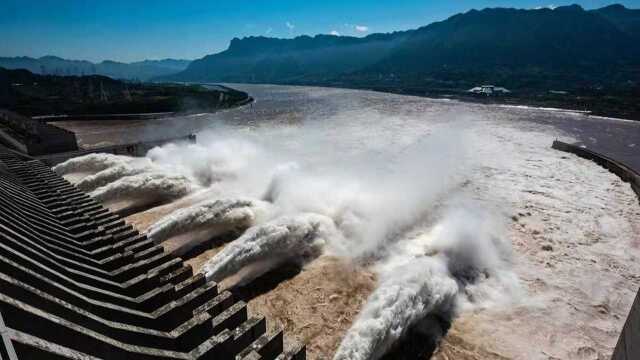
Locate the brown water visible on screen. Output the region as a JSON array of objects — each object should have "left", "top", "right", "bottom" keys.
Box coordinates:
[
  {"left": 54, "top": 84, "right": 640, "bottom": 171},
  {"left": 58, "top": 84, "right": 640, "bottom": 360}
]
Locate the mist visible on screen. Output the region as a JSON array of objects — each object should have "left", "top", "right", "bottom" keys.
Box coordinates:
[
  {"left": 147, "top": 198, "right": 271, "bottom": 246},
  {"left": 203, "top": 213, "right": 336, "bottom": 283},
  {"left": 75, "top": 161, "right": 154, "bottom": 191},
  {"left": 56, "top": 104, "right": 521, "bottom": 359},
  {"left": 143, "top": 120, "right": 522, "bottom": 358},
  {"left": 88, "top": 172, "right": 195, "bottom": 204},
  {"left": 334, "top": 202, "right": 520, "bottom": 360},
  {"left": 53, "top": 153, "right": 136, "bottom": 175}
]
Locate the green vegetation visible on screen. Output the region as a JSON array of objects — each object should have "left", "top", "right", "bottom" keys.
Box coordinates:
[
  {"left": 0, "top": 68, "right": 250, "bottom": 117},
  {"left": 358, "top": 85, "right": 640, "bottom": 121},
  {"left": 323, "top": 72, "right": 640, "bottom": 120},
  {"left": 160, "top": 4, "right": 640, "bottom": 120}
]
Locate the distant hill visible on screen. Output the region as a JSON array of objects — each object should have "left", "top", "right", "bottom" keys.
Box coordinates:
[
  {"left": 0, "top": 68, "right": 250, "bottom": 116},
  {"left": 594, "top": 4, "right": 640, "bottom": 40},
  {"left": 0, "top": 56, "right": 191, "bottom": 81},
  {"left": 161, "top": 33, "right": 409, "bottom": 84},
  {"left": 363, "top": 4, "right": 639, "bottom": 89},
  {"left": 161, "top": 4, "right": 640, "bottom": 91}
]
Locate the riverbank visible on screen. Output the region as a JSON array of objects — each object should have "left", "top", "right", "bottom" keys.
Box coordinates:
[
  {"left": 1, "top": 67, "right": 253, "bottom": 118},
  {"left": 229, "top": 79, "right": 639, "bottom": 121},
  {"left": 348, "top": 86, "right": 640, "bottom": 122}
]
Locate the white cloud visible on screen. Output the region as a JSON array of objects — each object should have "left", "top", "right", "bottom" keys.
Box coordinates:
[
  {"left": 355, "top": 25, "right": 369, "bottom": 33},
  {"left": 286, "top": 21, "right": 295, "bottom": 30},
  {"left": 534, "top": 4, "right": 556, "bottom": 9},
  {"left": 330, "top": 30, "right": 340, "bottom": 36},
  {"left": 266, "top": 27, "right": 273, "bottom": 35}
]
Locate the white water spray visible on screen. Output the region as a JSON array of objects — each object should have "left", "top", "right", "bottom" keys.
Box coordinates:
[
  {"left": 147, "top": 198, "right": 271, "bottom": 244},
  {"left": 75, "top": 162, "right": 154, "bottom": 192},
  {"left": 53, "top": 153, "right": 135, "bottom": 175},
  {"left": 146, "top": 140, "right": 276, "bottom": 190},
  {"left": 333, "top": 257, "right": 458, "bottom": 360},
  {"left": 89, "top": 172, "right": 194, "bottom": 203},
  {"left": 334, "top": 203, "right": 520, "bottom": 360},
  {"left": 202, "top": 213, "right": 337, "bottom": 283},
  {"left": 60, "top": 85, "right": 638, "bottom": 360}
]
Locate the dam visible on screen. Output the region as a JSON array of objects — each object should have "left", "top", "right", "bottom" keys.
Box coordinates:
[
  {"left": 1, "top": 84, "right": 639, "bottom": 359},
  {"left": 0, "top": 145, "right": 305, "bottom": 359}
]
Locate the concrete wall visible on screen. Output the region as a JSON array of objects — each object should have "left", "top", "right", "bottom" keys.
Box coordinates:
[
  {"left": 0, "top": 129, "right": 27, "bottom": 154},
  {"left": 27, "top": 122, "right": 78, "bottom": 155},
  {"left": 0, "top": 311, "right": 18, "bottom": 360},
  {"left": 613, "top": 291, "right": 640, "bottom": 360},
  {"left": 0, "top": 109, "right": 78, "bottom": 156},
  {"left": 552, "top": 140, "right": 640, "bottom": 360},
  {"left": 0, "top": 148, "right": 305, "bottom": 359},
  {"left": 37, "top": 134, "right": 197, "bottom": 166}
]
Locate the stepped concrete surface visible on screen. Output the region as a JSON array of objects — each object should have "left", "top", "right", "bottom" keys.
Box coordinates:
[{"left": 0, "top": 146, "right": 305, "bottom": 360}]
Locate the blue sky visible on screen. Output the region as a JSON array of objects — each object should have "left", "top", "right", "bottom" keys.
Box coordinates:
[{"left": 1, "top": 0, "right": 638, "bottom": 63}]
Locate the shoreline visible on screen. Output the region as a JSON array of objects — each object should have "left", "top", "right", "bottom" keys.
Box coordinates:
[
  {"left": 349, "top": 86, "right": 640, "bottom": 122},
  {"left": 34, "top": 93, "right": 254, "bottom": 122},
  {"left": 1, "top": 67, "right": 254, "bottom": 121},
  {"left": 218, "top": 81, "right": 640, "bottom": 122}
]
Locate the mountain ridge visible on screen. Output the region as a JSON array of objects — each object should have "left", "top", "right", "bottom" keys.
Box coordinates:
[
  {"left": 161, "top": 3, "right": 640, "bottom": 91},
  {"left": 0, "top": 56, "right": 191, "bottom": 81}
]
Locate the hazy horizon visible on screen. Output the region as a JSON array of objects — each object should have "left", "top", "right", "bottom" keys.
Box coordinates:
[{"left": 2, "top": 0, "right": 637, "bottom": 63}]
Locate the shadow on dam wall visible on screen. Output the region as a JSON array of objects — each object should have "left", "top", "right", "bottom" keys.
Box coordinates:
[
  {"left": 0, "top": 146, "right": 306, "bottom": 359},
  {"left": 552, "top": 140, "right": 640, "bottom": 360}
]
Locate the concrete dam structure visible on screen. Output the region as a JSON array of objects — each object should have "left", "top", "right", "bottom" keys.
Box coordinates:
[
  {"left": 0, "top": 109, "right": 78, "bottom": 156},
  {"left": 0, "top": 146, "right": 305, "bottom": 359}
]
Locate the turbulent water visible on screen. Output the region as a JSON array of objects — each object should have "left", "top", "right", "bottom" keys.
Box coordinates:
[
  {"left": 147, "top": 198, "right": 269, "bottom": 244},
  {"left": 334, "top": 257, "right": 459, "bottom": 360},
  {"left": 89, "top": 171, "right": 194, "bottom": 203},
  {"left": 203, "top": 213, "right": 336, "bottom": 283},
  {"left": 53, "top": 153, "right": 135, "bottom": 175},
  {"left": 75, "top": 161, "right": 154, "bottom": 191},
  {"left": 57, "top": 84, "right": 640, "bottom": 360}
]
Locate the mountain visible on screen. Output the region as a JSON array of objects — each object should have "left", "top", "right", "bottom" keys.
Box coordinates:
[
  {"left": 0, "top": 56, "right": 191, "bottom": 81},
  {"left": 594, "top": 4, "right": 640, "bottom": 40},
  {"left": 364, "top": 4, "right": 638, "bottom": 88},
  {"left": 161, "top": 4, "right": 640, "bottom": 91},
  {"left": 0, "top": 67, "right": 250, "bottom": 116},
  {"left": 162, "top": 32, "right": 409, "bottom": 83},
  {"left": 172, "top": 32, "right": 410, "bottom": 83}
]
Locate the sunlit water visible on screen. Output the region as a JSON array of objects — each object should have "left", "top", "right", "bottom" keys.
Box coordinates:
[
  {"left": 56, "top": 85, "right": 640, "bottom": 359},
  {"left": 56, "top": 84, "right": 640, "bottom": 171}
]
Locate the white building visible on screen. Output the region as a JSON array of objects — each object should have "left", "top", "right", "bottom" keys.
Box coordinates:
[{"left": 468, "top": 85, "right": 511, "bottom": 95}]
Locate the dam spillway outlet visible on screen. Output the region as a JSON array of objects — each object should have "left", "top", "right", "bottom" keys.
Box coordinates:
[{"left": 0, "top": 146, "right": 305, "bottom": 360}]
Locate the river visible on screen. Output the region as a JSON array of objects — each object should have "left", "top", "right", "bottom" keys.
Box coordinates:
[
  {"left": 55, "top": 85, "right": 640, "bottom": 360},
  {"left": 54, "top": 84, "right": 640, "bottom": 171}
]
